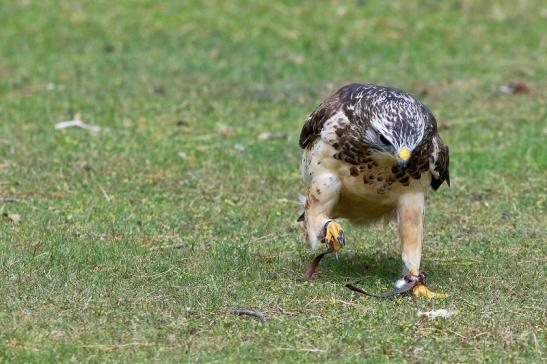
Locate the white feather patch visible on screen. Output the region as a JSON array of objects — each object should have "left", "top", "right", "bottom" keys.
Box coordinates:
[
  {"left": 394, "top": 278, "right": 406, "bottom": 289},
  {"left": 417, "top": 309, "right": 457, "bottom": 319}
]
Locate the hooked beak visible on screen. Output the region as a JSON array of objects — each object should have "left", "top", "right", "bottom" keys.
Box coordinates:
[{"left": 398, "top": 147, "right": 411, "bottom": 170}]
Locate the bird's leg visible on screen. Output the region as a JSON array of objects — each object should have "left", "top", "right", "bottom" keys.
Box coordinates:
[
  {"left": 397, "top": 192, "right": 447, "bottom": 298},
  {"left": 398, "top": 192, "right": 424, "bottom": 276},
  {"left": 304, "top": 173, "right": 344, "bottom": 253}
]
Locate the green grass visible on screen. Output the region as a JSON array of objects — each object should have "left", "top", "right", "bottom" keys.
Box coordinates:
[{"left": 1, "top": 0, "right": 546, "bottom": 362}]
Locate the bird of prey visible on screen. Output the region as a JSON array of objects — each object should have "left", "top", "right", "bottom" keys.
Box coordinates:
[{"left": 299, "top": 83, "right": 449, "bottom": 297}]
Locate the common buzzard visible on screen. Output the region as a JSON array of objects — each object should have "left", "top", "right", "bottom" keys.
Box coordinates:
[{"left": 299, "top": 83, "right": 449, "bottom": 297}]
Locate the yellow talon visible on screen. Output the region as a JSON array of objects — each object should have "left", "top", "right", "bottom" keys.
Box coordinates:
[
  {"left": 408, "top": 268, "right": 447, "bottom": 298},
  {"left": 324, "top": 221, "right": 344, "bottom": 252},
  {"left": 412, "top": 283, "right": 448, "bottom": 299}
]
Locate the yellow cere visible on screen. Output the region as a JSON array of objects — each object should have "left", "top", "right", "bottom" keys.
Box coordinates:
[{"left": 399, "top": 147, "right": 411, "bottom": 161}]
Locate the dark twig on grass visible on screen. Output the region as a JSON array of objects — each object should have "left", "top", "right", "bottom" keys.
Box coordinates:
[{"left": 231, "top": 309, "right": 267, "bottom": 322}]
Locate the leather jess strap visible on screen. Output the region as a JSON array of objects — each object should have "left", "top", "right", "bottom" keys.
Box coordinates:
[
  {"left": 346, "top": 271, "right": 429, "bottom": 298},
  {"left": 303, "top": 250, "right": 433, "bottom": 299}
]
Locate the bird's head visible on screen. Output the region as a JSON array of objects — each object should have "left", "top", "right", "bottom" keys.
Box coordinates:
[
  {"left": 365, "top": 104, "right": 431, "bottom": 171},
  {"left": 371, "top": 133, "right": 414, "bottom": 170}
]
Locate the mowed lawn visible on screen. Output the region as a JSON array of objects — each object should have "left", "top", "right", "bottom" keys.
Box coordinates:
[{"left": 1, "top": 1, "right": 545, "bottom": 362}]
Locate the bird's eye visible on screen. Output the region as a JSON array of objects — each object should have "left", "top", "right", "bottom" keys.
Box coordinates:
[{"left": 379, "top": 135, "right": 391, "bottom": 145}]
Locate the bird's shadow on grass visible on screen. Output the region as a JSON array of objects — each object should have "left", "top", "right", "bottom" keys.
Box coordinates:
[{"left": 303, "top": 251, "right": 450, "bottom": 284}]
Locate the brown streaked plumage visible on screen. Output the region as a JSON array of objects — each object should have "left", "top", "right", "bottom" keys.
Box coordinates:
[{"left": 298, "top": 83, "right": 450, "bottom": 292}]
